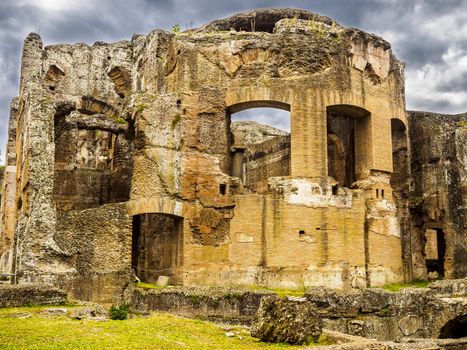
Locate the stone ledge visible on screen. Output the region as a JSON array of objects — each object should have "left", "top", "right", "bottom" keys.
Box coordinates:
[{"left": 0, "top": 284, "right": 67, "bottom": 308}]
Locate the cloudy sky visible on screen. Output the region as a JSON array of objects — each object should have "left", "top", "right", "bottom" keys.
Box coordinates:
[{"left": 1, "top": 0, "right": 466, "bottom": 163}]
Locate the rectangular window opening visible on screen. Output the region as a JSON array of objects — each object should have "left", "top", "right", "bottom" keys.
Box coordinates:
[{"left": 219, "top": 184, "right": 227, "bottom": 196}]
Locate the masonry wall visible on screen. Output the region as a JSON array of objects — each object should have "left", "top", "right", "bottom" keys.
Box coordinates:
[
  {"left": 243, "top": 135, "right": 290, "bottom": 193},
  {"left": 1, "top": 9, "right": 411, "bottom": 301},
  {"left": 408, "top": 111, "right": 466, "bottom": 280}
]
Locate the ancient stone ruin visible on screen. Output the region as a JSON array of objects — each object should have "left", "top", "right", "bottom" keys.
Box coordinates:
[{"left": 0, "top": 8, "right": 465, "bottom": 309}]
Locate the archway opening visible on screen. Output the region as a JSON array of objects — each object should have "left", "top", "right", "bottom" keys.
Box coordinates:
[
  {"left": 439, "top": 314, "right": 467, "bottom": 339},
  {"left": 228, "top": 101, "right": 290, "bottom": 193},
  {"left": 390, "top": 119, "right": 409, "bottom": 194},
  {"left": 53, "top": 109, "right": 133, "bottom": 211},
  {"left": 131, "top": 213, "right": 183, "bottom": 284},
  {"left": 327, "top": 105, "right": 370, "bottom": 187}
]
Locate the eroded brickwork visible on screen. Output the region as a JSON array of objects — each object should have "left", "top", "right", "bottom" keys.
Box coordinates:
[{"left": 0, "top": 8, "right": 463, "bottom": 302}]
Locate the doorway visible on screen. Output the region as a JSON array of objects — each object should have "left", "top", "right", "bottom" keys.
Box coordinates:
[{"left": 131, "top": 213, "right": 183, "bottom": 284}]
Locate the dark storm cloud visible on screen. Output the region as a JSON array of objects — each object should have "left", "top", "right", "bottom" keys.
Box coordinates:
[{"left": 1, "top": 0, "right": 467, "bottom": 163}]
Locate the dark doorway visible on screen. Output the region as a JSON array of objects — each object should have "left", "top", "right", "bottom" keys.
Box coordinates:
[
  {"left": 439, "top": 314, "right": 467, "bottom": 339},
  {"left": 425, "top": 228, "right": 446, "bottom": 277},
  {"left": 131, "top": 213, "right": 183, "bottom": 284}
]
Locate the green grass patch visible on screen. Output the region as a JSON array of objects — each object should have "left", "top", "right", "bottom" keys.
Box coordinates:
[
  {"left": 134, "top": 282, "right": 168, "bottom": 290},
  {"left": 247, "top": 286, "right": 306, "bottom": 298},
  {"left": 0, "top": 306, "right": 314, "bottom": 349},
  {"left": 381, "top": 280, "right": 429, "bottom": 292}
]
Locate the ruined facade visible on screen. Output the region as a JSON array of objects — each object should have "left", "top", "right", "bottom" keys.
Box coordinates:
[{"left": 0, "top": 9, "right": 464, "bottom": 302}]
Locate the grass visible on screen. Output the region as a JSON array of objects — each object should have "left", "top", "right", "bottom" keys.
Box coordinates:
[
  {"left": 134, "top": 282, "right": 168, "bottom": 290},
  {"left": 247, "top": 286, "right": 306, "bottom": 298},
  {"left": 0, "top": 306, "right": 323, "bottom": 349},
  {"left": 381, "top": 280, "right": 429, "bottom": 292}
]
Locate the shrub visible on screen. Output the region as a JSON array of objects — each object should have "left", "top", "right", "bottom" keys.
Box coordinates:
[{"left": 109, "top": 304, "right": 129, "bottom": 320}]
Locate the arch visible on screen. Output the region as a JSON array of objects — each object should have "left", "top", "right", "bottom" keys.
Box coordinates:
[
  {"left": 439, "top": 314, "right": 467, "bottom": 339},
  {"left": 43, "top": 64, "right": 65, "bottom": 92},
  {"left": 225, "top": 86, "right": 292, "bottom": 110},
  {"left": 390, "top": 117, "right": 409, "bottom": 192},
  {"left": 77, "top": 96, "right": 117, "bottom": 118},
  {"left": 108, "top": 66, "right": 131, "bottom": 98},
  {"left": 126, "top": 197, "right": 186, "bottom": 217},
  {"left": 228, "top": 102, "right": 291, "bottom": 193},
  {"left": 228, "top": 100, "right": 290, "bottom": 114},
  {"left": 327, "top": 104, "right": 371, "bottom": 119}
]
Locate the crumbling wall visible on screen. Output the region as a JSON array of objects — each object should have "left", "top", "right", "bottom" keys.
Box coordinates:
[
  {"left": 242, "top": 135, "right": 290, "bottom": 193},
  {"left": 53, "top": 203, "right": 132, "bottom": 302},
  {"left": 408, "top": 112, "right": 466, "bottom": 279},
  {"left": 124, "top": 281, "right": 467, "bottom": 341},
  {"left": 4, "top": 32, "right": 135, "bottom": 302},
  {"left": 1, "top": 8, "right": 412, "bottom": 300}
]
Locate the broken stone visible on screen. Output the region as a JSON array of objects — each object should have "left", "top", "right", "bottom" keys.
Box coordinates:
[
  {"left": 70, "top": 304, "right": 108, "bottom": 320},
  {"left": 251, "top": 296, "right": 323, "bottom": 345},
  {"left": 41, "top": 307, "right": 68, "bottom": 316}
]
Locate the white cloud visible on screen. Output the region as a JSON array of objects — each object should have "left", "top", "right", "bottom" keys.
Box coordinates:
[{"left": 232, "top": 108, "right": 290, "bottom": 132}]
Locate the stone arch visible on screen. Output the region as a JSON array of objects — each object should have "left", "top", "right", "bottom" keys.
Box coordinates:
[
  {"left": 228, "top": 100, "right": 290, "bottom": 114},
  {"left": 227, "top": 100, "right": 291, "bottom": 192},
  {"left": 390, "top": 118, "right": 409, "bottom": 186},
  {"left": 43, "top": 64, "right": 65, "bottom": 92},
  {"left": 108, "top": 66, "right": 131, "bottom": 98},
  {"left": 77, "top": 96, "right": 118, "bottom": 118},
  {"left": 53, "top": 99, "right": 133, "bottom": 211},
  {"left": 439, "top": 314, "right": 467, "bottom": 339},
  {"left": 326, "top": 104, "right": 371, "bottom": 184}
]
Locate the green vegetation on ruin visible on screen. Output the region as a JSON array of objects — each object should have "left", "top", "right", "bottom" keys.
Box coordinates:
[
  {"left": 0, "top": 305, "right": 326, "bottom": 349},
  {"left": 134, "top": 281, "right": 168, "bottom": 290},
  {"left": 111, "top": 114, "right": 127, "bottom": 124},
  {"left": 134, "top": 282, "right": 306, "bottom": 297},
  {"left": 381, "top": 280, "right": 429, "bottom": 292}
]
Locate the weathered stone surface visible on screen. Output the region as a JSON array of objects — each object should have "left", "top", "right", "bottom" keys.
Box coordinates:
[
  {"left": 0, "top": 284, "right": 67, "bottom": 308},
  {"left": 251, "top": 296, "right": 323, "bottom": 344},
  {"left": 125, "top": 285, "right": 273, "bottom": 324},
  {"left": 41, "top": 307, "right": 68, "bottom": 316},
  {"left": 70, "top": 302, "right": 108, "bottom": 320},
  {"left": 407, "top": 112, "right": 466, "bottom": 281},
  {"left": 305, "top": 283, "right": 467, "bottom": 341},
  {"left": 231, "top": 121, "right": 288, "bottom": 145},
  {"left": 0, "top": 7, "right": 464, "bottom": 305},
  {"left": 428, "top": 279, "right": 467, "bottom": 296}
]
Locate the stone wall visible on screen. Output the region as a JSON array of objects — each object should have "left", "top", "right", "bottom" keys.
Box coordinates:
[
  {"left": 0, "top": 284, "right": 67, "bottom": 307},
  {"left": 242, "top": 135, "right": 290, "bottom": 193},
  {"left": 0, "top": 8, "right": 418, "bottom": 301},
  {"left": 407, "top": 112, "right": 466, "bottom": 280},
  {"left": 124, "top": 281, "right": 467, "bottom": 341},
  {"left": 52, "top": 203, "right": 132, "bottom": 302}
]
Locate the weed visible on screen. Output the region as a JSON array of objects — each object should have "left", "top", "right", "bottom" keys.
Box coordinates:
[
  {"left": 109, "top": 304, "right": 129, "bottom": 320},
  {"left": 171, "top": 113, "right": 181, "bottom": 129},
  {"left": 381, "top": 280, "right": 429, "bottom": 292},
  {"left": 171, "top": 24, "right": 181, "bottom": 33}
]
